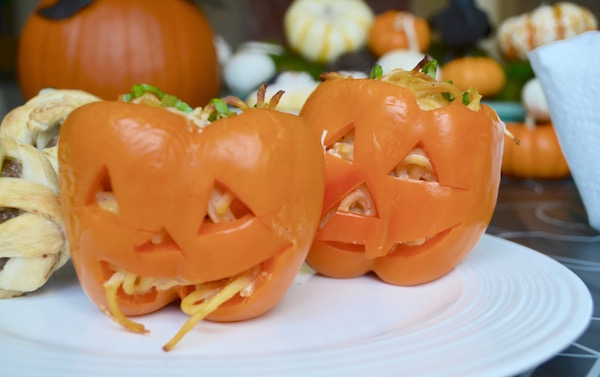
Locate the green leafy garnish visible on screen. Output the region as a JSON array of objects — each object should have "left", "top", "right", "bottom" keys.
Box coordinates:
[
  {"left": 135, "top": 84, "right": 163, "bottom": 99},
  {"left": 462, "top": 92, "right": 470, "bottom": 105},
  {"left": 442, "top": 80, "right": 455, "bottom": 102},
  {"left": 207, "top": 98, "right": 235, "bottom": 121},
  {"left": 369, "top": 65, "right": 383, "bottom": 79},
  {"left": 420, "top": 60, "right": 438, "bottom": 79},
  {"left": 122, "top": 83, "right": 193, "bottom": 113},
  {"left": 439, "top": 79, "right": 471, "bottom": 106}
]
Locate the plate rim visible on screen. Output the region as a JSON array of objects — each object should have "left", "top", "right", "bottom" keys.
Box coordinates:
[{"left": 0, "top": 234, "right": 593, "bottom": 377}]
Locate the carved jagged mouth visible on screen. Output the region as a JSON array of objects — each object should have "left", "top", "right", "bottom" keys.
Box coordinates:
[
  {"left": 324, "top": 227, "right": 454, "bottom": 257},
  {"left": 100, "top": 259, "right": 267, "bottom": 352}
]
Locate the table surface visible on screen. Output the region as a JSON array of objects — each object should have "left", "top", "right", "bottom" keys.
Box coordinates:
[{"left": 488, "top": 177, "right": 600, "bottom": 377}]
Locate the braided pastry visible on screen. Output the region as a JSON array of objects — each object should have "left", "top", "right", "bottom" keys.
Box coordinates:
[
  {"left": 0, "top": 135, "right": 67, "bottom": 298},
  {"left": 0, "top": 89, "right": 100, "bottom": 172}
]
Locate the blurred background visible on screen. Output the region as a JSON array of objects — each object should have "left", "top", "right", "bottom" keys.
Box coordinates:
[{"left": 1, "top": 0, "right": 599, "bottom": 117}]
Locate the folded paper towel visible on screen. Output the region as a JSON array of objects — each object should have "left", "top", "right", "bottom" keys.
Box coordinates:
[{"left": 529, "top": 31, "right": 600, "bottom": 231}]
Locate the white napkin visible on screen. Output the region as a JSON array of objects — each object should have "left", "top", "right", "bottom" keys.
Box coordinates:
[{"left": 528, "top": 31, "right": 600, "bottom": 232}]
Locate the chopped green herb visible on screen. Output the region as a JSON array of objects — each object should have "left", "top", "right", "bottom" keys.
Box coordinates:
[
  {"left": 161, "top": 94, "right": 179, "bottom": 108},
  {"left": 441, "top": 80, "right": 455, "bottom": 102},
  {"left": 174, "top": 100, "right": 193, "bottom": 113},
  {"left": 462, "top": 92, "right": 470, "bottom": 105},
  {"left": 212, "top": 99, "right": 231, "bottom": 115},
  {"left": 420, "top": 60, "right": 438, "bottom": 79},
  {"left": 369, "top": 65, "right": 383, "bottom": 79},
  {"left": 442, "top": 92, "right": 455, "bottom": 102},
  {"left": 122, "top": 84, "right": 193, "bottom": 113},
  {"left": 208, "top": 98, "right": 235, "bottom": 121},
  {"left": 131, "top": 83, "right": 165, "bottom": 99}
]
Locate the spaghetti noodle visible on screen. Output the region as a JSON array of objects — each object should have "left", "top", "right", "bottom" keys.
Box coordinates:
[{"left": 100, "top": 183, "right": 259, "bottom": 351}]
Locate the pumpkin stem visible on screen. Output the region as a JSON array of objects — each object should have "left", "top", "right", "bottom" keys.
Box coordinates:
[
  {"left": 202, "top": 82, "right": 284, "bottom": 122},
  {"left": 38, "top": 0, "right": 94, "bottom": 20},
  {"left": 267, "top": 90, "right": 285, "bottom": 109},
  {"left": 412, "top": 53, "right": 433, "bottom": 73},
  {"left": 255, "top": 83, "right": 267, "bottom": 107},
  {"left": 200, "top": 83, "right": 285, "bottom": 122},
  {"left": 253, "top": 82, "right": 284, "bottom": 109}
]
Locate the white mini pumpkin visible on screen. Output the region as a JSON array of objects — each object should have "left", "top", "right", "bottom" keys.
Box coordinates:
[
  {"left": 223, "top": 42, "right": 283, "bottom": 97},
  {"left": 284, "top": 0, "right": 374, "bottom": 63},
  {"left": 522, "top": 78, "right": 551, "bottom": 123}
]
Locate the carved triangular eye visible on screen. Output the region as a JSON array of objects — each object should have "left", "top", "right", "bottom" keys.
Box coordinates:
[
  {"left": 330, "top": 183, "right": 376, "bottom": 217},
  {"left": 338, "top": 183, "right": 376, "bottom": 216},
  {"left": 320, "top": 182, "right": 377, "bottom": 229},
  {"left": 389, "top": 146, "right": 437, "bottom": 182},
  {"left": 205, "top": 181, "right": 253, "bottom": 224},
  {"left": 326, "top": 128, "right": 355, "bottom": 162},
  {"left": 93, "top": 167, "right": 119, "bottom": 214}
]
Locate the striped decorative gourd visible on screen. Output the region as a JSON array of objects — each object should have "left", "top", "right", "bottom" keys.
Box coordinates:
[
  {"left": 284, "top": 0, "right": 374, "bottom": 63},
  {"left": 498, "top": 2, "right": 597, "bottom": 61}
]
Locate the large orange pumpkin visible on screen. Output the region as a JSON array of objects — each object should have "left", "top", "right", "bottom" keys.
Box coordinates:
[
  {"left": 502, "top": 122, "right": 570, "bottom": 179},
  {"left": 17, "top": 0, "right": 219, "bottom": 107},
  {"left": 299, "top": 68, "right": 504, "bottom": 286}
]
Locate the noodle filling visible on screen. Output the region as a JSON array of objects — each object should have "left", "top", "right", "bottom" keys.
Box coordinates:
[
  {"left": 102, "top": 264, "right": 262, "bottom": 351},
  {"left": 98, "top": 182, "right": 264, "bottom": 351}
]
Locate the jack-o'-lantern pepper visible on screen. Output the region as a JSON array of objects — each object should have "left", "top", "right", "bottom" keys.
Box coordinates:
[
  {"left": 299, "top": 59, "right": 505, "bottom": 286},
  {"left": 58, "top": 85, "right": 324, "bottom": 351}
]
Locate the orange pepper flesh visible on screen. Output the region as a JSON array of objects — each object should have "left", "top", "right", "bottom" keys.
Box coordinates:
[
  {"left": 300, "top": 78, "right": 504, "bottom": 285},
  {"left": 59, "top": 101, "right": 324, "bottom": 319}
]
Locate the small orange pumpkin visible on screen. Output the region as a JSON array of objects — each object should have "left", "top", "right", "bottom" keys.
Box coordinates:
[
  {"left": 441, "top": 56, "right": 506, "bottom": 98},
  {"left": 502, "top": 123, "right": 570, "bottom": 179},
  {"left": 368, "top": 10, "right": 431, "bottom": 57},
  {"left": 17, "top": 0, "right": 220, "bottom": 107}
]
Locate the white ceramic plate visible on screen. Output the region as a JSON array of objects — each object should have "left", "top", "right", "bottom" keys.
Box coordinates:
[{"left": 0, "top": 235, "right": 592, "bottom": 377}]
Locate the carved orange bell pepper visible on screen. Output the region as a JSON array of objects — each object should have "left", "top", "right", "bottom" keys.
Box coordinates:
[{"left": 300, "top": 63, "right": 504, "bottom": 285}]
